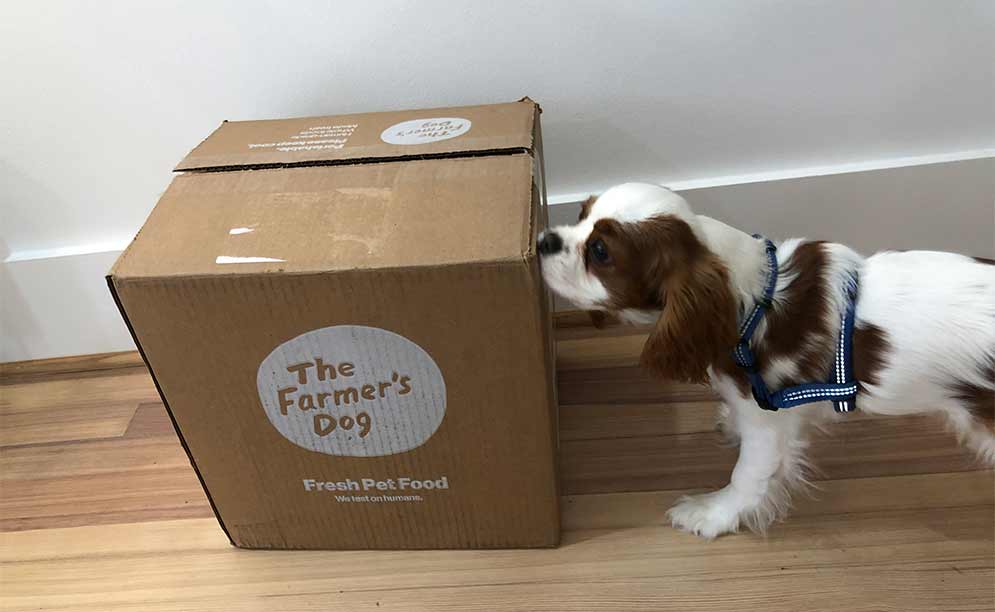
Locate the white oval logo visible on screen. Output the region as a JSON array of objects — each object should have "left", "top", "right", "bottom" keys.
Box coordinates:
[
  {"left": 257, "top": 326, "right": 446, "bottom": 457},
  {"left": 380, "top": 117, "right": 472, "bottom": 145}
]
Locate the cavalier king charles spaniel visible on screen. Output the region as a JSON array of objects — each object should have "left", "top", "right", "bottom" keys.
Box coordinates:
[{"left": 539, "top": 182, "right": 994, "bottom": 539}]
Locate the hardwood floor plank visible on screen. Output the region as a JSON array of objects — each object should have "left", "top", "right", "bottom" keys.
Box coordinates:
[
  {"left": 3, "top": 566, "right": 991, "bottom": 612},
  {"left": 0, "top": 368, "right": 157, "bottom": 448},
  {"left": 0, "top": 351, "right": 145, "bottom": 381},
  {"left": 0, "top": 400, "right": 138, "bottom": 447},
  {"left": 562, "top": 470, "right": 995, "bottom": 530},
  {"left": 561, "top": 415, "right": 981, "bottom": 495},
  {"left": 132, "top": 567, "right": 995, "bottom": 612},
  {"left": 558, "top": 365, "right": 717, "bottom": 405},
  {"left": 555, "top": 322, "right": 653, "bottom": 341},
  {"left": 562, "top": 429, "right": 739, "bottom": 494},
  {"left": 560, "top": 401, "right": 720, "bottom": 440},
  {"left": 0, "top": 368, "right": 159, "bottom": 418},
  {"left": 1, "top": 502, "right": 990, "bottom": 612},
  {"left": 557, "top": 334, "right": 651, "bottom": 370},
  {"left": 0, "top": 436, "right": 208, "bottom": 531},
  {"left": 123, "top": 402, "right": 175, "bottom": 439},
  {"left": 552, "top": 309, "right": 596, "bottom": 330}
]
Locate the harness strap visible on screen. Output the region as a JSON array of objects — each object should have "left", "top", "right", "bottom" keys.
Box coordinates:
[
  {"left": 732, "top": 238, "right": 779, "bottom": 410},
  {"left": 732, "top": 237, "right": 859, "bottom": 413}
]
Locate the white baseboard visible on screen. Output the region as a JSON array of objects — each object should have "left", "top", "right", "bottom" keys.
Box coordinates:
[{"left": 3, "top": 156, "right": 993, "bottom": 363}]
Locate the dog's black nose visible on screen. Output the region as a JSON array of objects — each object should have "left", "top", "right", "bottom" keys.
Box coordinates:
[{"left": 537, "top": 231, "right": 563, "bottom": 256}]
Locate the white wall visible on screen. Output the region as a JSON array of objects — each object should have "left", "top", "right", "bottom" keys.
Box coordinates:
[
  {"left": 1, "top": 250, "right": 131, "bottom": 362},
  {"left": 2, "top": 1, "right": 994, "bottom": 361},
  {"left": 550, "top": 158, "right": 995, "bottom": 255}
]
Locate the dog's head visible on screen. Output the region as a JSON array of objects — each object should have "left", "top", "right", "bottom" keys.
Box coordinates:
[{"left": 538, "top": 183, "right": 738, "bottom": 383}]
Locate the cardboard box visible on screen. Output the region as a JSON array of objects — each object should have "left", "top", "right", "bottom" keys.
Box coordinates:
[{"left": 108, "top": 98, "right": 559, "bottom": 549}]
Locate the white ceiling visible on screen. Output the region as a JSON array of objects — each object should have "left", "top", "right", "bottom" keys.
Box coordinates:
[{"left": 2, "top": 1, "right": 993, "bottom": 256}]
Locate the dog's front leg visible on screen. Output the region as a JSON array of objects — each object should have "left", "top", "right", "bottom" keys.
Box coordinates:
[{"left": 668, "top": 379, "right": 808, "bottom": 539}]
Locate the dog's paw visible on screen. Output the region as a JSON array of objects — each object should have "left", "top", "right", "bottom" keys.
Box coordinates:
[{"left": 666, "top": 490, "right": 742, "bottom": 539}]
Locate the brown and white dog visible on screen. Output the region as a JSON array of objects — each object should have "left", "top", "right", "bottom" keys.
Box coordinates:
[{"left": 538, "top": 182, "right": 995, "bottom": 539}]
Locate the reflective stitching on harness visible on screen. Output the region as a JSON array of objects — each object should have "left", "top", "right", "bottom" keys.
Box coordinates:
[
  {"left": 835, "top": 312, "right": 844, "bottom": 384},
  {"left": 783, "top": 387, "right": 858, "bottom": 399},
  {"left": 739, "top": 306, "right": 762, "bottom": 336},
  {"left": 784, "top": 383, "right": 859, "bottom": 397}
]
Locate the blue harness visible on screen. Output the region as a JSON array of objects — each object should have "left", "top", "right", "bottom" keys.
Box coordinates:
[{"left": 732, "top": 237, "right": 859, "bottom": 413}]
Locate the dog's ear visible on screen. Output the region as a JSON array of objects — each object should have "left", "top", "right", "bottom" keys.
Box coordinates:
[
  {"left": 578, "top": 196, "right": 597, "bottom": 222},
  {"left": 640, "top": 253, "right": 738, "bottom": 384}
]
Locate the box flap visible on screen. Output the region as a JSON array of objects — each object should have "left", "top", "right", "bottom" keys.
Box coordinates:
[
  {"left": 176, "top": 99, "right": 537, "bottom": 171},
  {"left": 112, "top": 154, "right": 536, "bottom": 279}
]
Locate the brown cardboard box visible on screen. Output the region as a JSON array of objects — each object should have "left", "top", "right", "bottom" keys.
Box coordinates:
[{"left": 107, "top": 98, "right": 559, "bottom": 549}]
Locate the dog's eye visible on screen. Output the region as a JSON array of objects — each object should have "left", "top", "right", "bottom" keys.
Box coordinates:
[{"left": 588, "top": 239, "right": 612, "bottom": 265}]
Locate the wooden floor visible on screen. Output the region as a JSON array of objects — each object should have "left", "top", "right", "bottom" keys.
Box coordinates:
[{"left": 2, "top": 315, "right": 993, "bottom": 611}]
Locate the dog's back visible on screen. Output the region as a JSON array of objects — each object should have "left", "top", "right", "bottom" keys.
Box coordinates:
[{"left": 856, "top": 250, "right": 995, "bottom": 459}]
